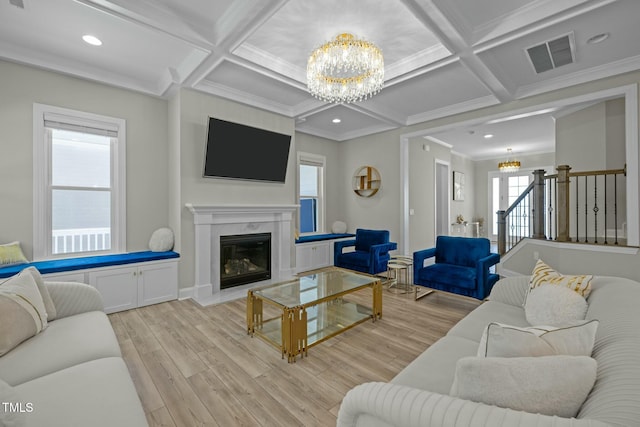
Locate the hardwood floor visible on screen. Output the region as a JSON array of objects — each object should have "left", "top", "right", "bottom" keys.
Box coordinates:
[{"left": 109, "top": 286, "right": 481, "bottom": 427}]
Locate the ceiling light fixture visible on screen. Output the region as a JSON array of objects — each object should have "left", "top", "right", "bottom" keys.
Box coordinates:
[
  {"left": 587, "top": 33, "right": 609, "bottom": 45},
  {"left": 332, "top": 118, "right": 341, "bottom": 123},
  {"left": 82, "top": 35, "right": 102, "bottom": 46},
  {"left": 498, "top": 148, "right": 521, "bottom": 173},
  {"left": 484, "top": 134, "right": 494, "bottom": 139},
  {"left": 307, "top": 33, "right": 384, "bottom": 104}
]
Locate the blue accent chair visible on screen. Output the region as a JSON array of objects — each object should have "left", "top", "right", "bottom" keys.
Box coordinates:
[
  {"left": 413, "top": 236, "right": 500, "bottom": 300},
  {"left": 334, "top": 229, "right": 397, "bottom": 275}
]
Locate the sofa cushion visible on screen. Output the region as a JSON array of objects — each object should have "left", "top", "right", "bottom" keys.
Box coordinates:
[
  {"left": 418, "top": 264, "right": 476, "bottom": 289},
  {"left": 391, "top": 335, "right": 479, "bottom": 395},
  {"left": 0, "top": 311, "right": 121, "bottom": 386},
  {"left": 477, "top": 320, "right": 599, "bottom": 358},
  {"left": 525, "top": 283, "right": 588, "bottom": 326},
  {"left": 14, "top": 357, "right": 147, "bottom": 427},
  {"left": 450, "top": 355, "right": 597, "bottom": 418},
  {"left": 0, "top": 269, "right": 48, "bottom": 356},
  {"left": 447, "top": 300, "right": 529, "bottom": 342}
]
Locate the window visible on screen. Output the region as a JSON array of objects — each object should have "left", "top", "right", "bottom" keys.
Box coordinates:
[
  {"left": 489, "top": 172, "right": 533, "bottom": 238},
  {"left": 298, "top": 152, "right": 325, "bottom": 234},
  {"left": 33, "top": 104, "right": 126, "bottom": 259}
]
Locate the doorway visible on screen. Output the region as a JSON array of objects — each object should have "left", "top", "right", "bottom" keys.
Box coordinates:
[
  {"left": 488, "top": 171, "right": 535, "bottom": 240},
  {"left": 435, "top": 160, "right": 450, "bottom": 237}
]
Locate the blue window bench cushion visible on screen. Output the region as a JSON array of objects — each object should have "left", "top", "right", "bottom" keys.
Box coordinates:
[
  {"left": 295, "top": 233, "right": 355, "bottom": 244},
  {"left": 0, "top": 251, "right": 180, "bottom": 278},
  {"left": 418, "top": 263, "right": 477, "bottom": 289}
]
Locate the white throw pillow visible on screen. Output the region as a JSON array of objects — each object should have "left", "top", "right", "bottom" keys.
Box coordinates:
[
  {"left": 148, "top": 227, "right": 174, "bottom": 252},
  {"left": 525, "top": 283, "right": 588, "bottom": 326},
  {"left": 331, "top": 221, "right": 347, "bottom": 234},
  {"left": 477, "top": 320, "right": 599, "bottom": 358},
  {"left": 0, "top": 269, "right": 48, "bottom": 356},
  {"left": 23, "top": 267, "right": 57, "bottom": 321},
  {"left": 450, "top": 355, "right": 597, "bottom": 418}
]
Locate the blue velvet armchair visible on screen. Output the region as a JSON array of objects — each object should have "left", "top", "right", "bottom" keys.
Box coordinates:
[
  {"left": 334, "top": 229, "right": 397, "bottom": 275},
  {"left": 413, "top": 236, "right": 500, "bottom": 300}
]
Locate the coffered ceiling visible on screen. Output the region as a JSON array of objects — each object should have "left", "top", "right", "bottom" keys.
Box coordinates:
[{"left": 1, "top": 0, "right": 639, "bottom": 157}]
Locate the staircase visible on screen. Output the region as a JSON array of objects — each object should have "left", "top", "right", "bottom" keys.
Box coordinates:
[{"left": 497, "top": 165, "right": 627, "bottom": 255}]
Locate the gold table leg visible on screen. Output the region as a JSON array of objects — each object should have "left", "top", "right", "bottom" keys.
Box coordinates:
[{"left": 246, "top": 291, "right": 263, "bottom": 336}]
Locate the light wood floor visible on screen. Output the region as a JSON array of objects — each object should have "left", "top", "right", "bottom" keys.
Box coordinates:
[{"left": 108, "top": 285, "right": 481, "bottom": 427}]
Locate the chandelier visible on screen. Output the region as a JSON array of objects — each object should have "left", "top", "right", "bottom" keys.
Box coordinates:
[
  {"left": 498, "top": 148, "right": 521, "bottom": 173},
  {"left": 307, "top": 33, "right": 384, "bottom": 103}
]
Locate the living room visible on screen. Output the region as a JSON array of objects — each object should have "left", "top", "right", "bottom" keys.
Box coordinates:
[{"left": 2, "top": 1, "right": 640, "bottom": 426}]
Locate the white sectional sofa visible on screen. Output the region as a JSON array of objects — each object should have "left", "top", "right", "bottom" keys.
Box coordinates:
[
  {"left": 0, "top": 279, "right": 147, "bottom": 427},
  {"left": 337, "top": 276, "right": 640, "bottom": 427}
]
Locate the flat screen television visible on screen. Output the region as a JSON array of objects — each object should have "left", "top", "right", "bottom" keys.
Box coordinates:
[{"left": 203, "top": 117, "right": 292, "bottom": 183}]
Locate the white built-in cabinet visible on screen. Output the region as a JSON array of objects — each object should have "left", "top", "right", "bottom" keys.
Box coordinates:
[
  {"left": 295, "top": 237, "right": 353, "bottom": 273},
  {"left": 43, "top": 259, "right": 178, "bottom": 314}
]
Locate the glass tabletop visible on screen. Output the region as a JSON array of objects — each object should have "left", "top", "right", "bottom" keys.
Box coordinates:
[{"left": 252, "top": 269, "right": 378, "bottom": 308}]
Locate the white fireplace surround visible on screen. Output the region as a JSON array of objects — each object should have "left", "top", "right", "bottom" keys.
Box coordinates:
[{"left": 186, "top": 203, "right": 298, "bottom": 305}]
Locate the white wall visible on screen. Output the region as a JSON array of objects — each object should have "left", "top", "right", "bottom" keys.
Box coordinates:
[
  {"left": 338, "top": 129, "right": 404, "bottom": 245},
  {"left": 177, "top": 88, "right": 296, "bottom": 290},
  {"left": 0, "top": 60, "right": 170, "bottom": 258},
  {"left": 451, "top": 153, "right": 476, "bottom": 226}
]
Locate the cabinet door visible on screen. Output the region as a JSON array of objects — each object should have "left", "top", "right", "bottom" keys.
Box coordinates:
[
  {"left": 312, "top": 243, "right": 330, "bottom": 269},
  {"left": 89, "top": 266, "right": 138, "bottom": 314},
  {"left": 296, "top": 245, "right": 315, "bottom": 273},
  {"left": 138, "top": 261, "right": 178, "bottom": 307}
]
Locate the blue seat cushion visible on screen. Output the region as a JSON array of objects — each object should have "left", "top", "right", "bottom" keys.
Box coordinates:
[
  {"left": 338, "top": 251, "right": 370, "bottom": 268},
  {"left": 418, "top": 263, "right": 477, "bottom": 289}
]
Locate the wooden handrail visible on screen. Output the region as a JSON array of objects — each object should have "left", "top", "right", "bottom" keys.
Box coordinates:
[
  {"left": 503, "top": 181, "right": 534, "bottom": 216},
  {"left": 569, "top": 168, "right": 626, "bottom": 177}
]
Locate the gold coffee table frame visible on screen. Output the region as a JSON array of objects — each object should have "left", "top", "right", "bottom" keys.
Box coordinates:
[{"left": 247, "top": 268, "right": 382, "bottom": 363}]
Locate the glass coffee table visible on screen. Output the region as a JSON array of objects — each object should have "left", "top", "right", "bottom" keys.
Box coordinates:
[{"left": 246, "top": 268, "right": 382, "bottom": 362}]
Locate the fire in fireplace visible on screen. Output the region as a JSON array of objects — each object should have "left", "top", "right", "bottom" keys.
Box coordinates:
[{"left": 220, "top": 233, "right": 271, "bottom": 289}]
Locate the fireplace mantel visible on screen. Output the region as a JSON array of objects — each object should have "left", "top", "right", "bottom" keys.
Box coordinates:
[{"left": 186, "top": 203, "right": 298, "bottom": 305}]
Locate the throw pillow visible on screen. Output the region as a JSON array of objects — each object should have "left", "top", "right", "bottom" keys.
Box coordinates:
[
  {"left": 529, "top": 259, "right": 593, "bottom": 298},
  {"left": 0, "top": 269, "right": 48, "bottom": 356},
  {"left": 24, "top": 267, "right": 57, "bottom": 321},
  {"left": 148, "top": 227, "right": 174, "bottom": 252},
  {"left": 450, "top": 355, "right": 597, "bottom": 418},
  {"left": 331, "top": 221, "right": 347, "bottom": 234},
  {"left": 525, "top": 283, "right": 588, "bottom": 326},
  {"left": 477, "top": 320, "right": 599, "bottom": 357},
  {"left": 0, "top": 241, "right": 28, "bottom": 267}
]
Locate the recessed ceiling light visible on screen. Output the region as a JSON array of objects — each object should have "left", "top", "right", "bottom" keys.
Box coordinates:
[
  {"left": 332, "top": 118, "right": 341, "bottom": 124},
  {"left": 82, "top": 35, "right": 102, "bottom": 46},
  {"left": 484, "top": 134, "right": 494, "bottom": 139},
  {"left": 587, "top": 33, "right": 609, "bottom": 45}
]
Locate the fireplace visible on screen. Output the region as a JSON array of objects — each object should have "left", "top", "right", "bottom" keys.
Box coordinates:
[{"left": 220, "top": 233, "right": 271, "bottom": 289}]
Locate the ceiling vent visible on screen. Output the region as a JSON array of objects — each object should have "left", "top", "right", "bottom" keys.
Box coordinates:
[
  {"left": 9, "top": 0, "right": 25, "bottom": 8},
  {"left": 526, "top": 33, "right": 575, "bottom": 74}
]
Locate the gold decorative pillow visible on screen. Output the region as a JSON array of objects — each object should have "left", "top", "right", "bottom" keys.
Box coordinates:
[
  {"left": 0, "top": 241, "right": 28, "bottom": 266},
  {"left": 529, "top": 259, "right": 592, "bottom": 298},
  {"left": 0, "top": 269, "right": 48, "bottom": 356}
]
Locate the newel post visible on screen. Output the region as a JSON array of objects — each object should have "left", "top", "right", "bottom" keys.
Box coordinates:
[
  {"left": 556, "top": 165, "right": 572, "bottom": 242},
  {"left": 497, "top": 210, "right": 506, "bottom": 255},
  {"left": 532, "top": 169, "right": 546, "bottom": 239}
]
